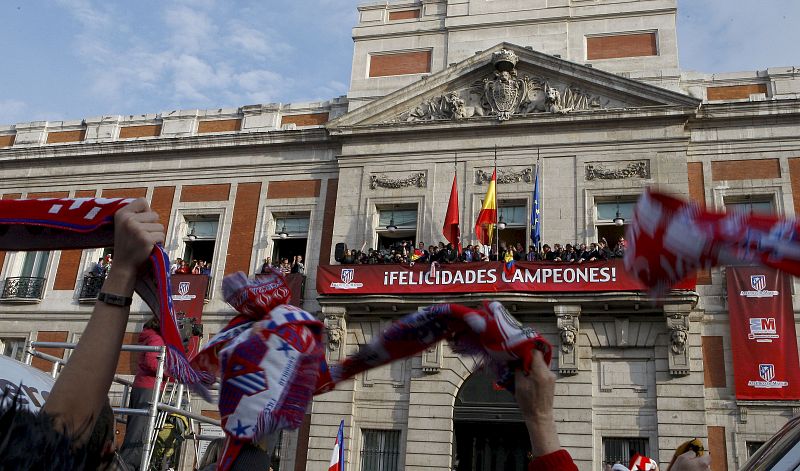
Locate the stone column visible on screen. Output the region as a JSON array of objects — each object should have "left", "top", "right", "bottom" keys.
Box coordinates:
[
  {"left": 656, "top": 304, "right": 707, "bottom": 466},
  {"left": 552, "top": 305, "right": 593, "bottom": 467},
  {"left": 306, "top": 306, "right": 356, "bottom": 471},
  {"left": 555, "top": 305, "right": 581, "bottom": 375},
  {"left": 403, "top": 343, "right": 456, "bottom": 471}
]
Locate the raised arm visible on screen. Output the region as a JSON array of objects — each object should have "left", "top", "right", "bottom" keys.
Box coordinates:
[
  {"left": 514, "top": 350, "right": 578, "bottom": 471},
  {"left": 42, "top": 198, "right": 164, "bottom": 441}
]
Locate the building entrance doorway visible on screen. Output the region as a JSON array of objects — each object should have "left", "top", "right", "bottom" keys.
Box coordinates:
[{"left": 453, "top": 369, "right": 531, "bottom": 471}]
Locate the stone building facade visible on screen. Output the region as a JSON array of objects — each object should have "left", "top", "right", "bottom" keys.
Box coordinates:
[{"left": 1, "top": 1, "right": 799, "bottom": 470}]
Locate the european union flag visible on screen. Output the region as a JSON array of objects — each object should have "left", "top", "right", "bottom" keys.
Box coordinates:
[{"left": 531, "top": 165, "right": 541, "bottom": 248}]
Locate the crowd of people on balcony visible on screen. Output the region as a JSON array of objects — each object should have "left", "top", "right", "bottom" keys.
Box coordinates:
[
  {"left": 88, "top": 254, "right": 113, "bottom": 277},
  {"left": 169, "top": 258, "right": 212, "bottom": 276},
  {"left": 339, "top": 237, "right": 627, "bottom": 265},
  {"left": 260, "top": 255, "right": 305, "bottom": 275}
]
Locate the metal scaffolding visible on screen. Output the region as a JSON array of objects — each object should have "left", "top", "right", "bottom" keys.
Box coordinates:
[{"left": 25, "top": 340, "right": 220, "bottom": 471}]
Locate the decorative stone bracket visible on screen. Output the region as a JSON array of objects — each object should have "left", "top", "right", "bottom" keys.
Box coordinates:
[
  {"left": 555, "top": 305, "right": 581, "bottom": 375},
  {"left": 421, "top": 341, "right": 443, "bottom": 374},
  {"left": 324, "top": 313, "right": 346, "bottom": 362},
  {"left": 475, "top": 167, "right": 532, "bottom": 185},
  {"left": 664, "top": 308, "right": 690, "bottom": 376},
  {"left": 585, "top": 160, "right": 650, "bottom": 181},
  {"left": 370, "top": 172, "right": 427, "bottom": 190}
]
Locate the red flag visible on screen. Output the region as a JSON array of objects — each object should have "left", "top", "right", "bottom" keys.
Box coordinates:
[
  {"left": 443, "top": 173, "right": 461, "bottom": 251},
  {"left": 629, "top": 453, "right": 658, "bottom": 470},
  {"left": 624, "top": 190, "right": 800, "bottom": 295},
  {"left": 475, "top": 170, "right": 497, "bottom": 245}
]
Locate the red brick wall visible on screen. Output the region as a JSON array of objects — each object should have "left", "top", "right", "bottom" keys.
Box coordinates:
[
  {"left": 150, "top": 186, "right": 176, "bottom": 234},
  {"left": 179, "top": 184, "right": 231, "bottom": 202},
  {"left": 687, "top": 162, "right": 711, "bottom": 284},
  {"left": 32, "top": 331, "right": 69, "bottom": 372},
  {"left": 369, "top": 50, "right": 432, "bottom": 77},
  {"left": 46, "top": 130, "right": 85, "bottom": 144},
  {"left": 280, "top": 113, "right": 329, "bottom": 127},
  {"left": 0, "top": 135, "right": 14, "bottom": 148},
  {"left": 702, "top": 336, "right": 726, "bottom": 388},
  {"left": 318, "top": 179, "right": 339, "bottom": 265},
  {"left": 711, "top": 159, "right": 781, "bottom": 181},
  {"left": 197, "top": 119, "right": 242, "bottom": 134},
  {"left": 389, "top": 9, "right": 420, "bottom": 20},
  {"left": 224, "top": 183, "right": 262, "bottom": 275},
  {"left": 101, "top": 187, "right": 148, "bottom": 199},
  {"left": 27, "top": 191, "right": 69, "bottom": 199},
  {"left": 789, "top": 158, "right": 800, "bottom": 215},
  {"left": 586, "top": 32, "right": 658, "bottom": 60},
  {"left": 266, "top": 180, "right": 321, "bottom": 199},
  {"left": 707, "top": 84, "right": 768, "bottom": 101},
  {"left": 119, "top": 125, "right": 162, "bottom": 139},
  {"left": 707, "top": 426, "right": 728, "bottom": 471},
  {"left": 115, "top": 332, "right": 140, "bottom": 375}
]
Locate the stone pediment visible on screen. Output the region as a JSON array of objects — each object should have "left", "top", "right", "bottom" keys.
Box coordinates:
[{"left": 328, "top": 43, "right": 700, "bottom": 129}]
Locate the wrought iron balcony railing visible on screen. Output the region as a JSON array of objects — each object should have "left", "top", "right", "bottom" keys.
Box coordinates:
[
  {"left": 1, "top": 277, "right": 46, "bottom": 302},
  {"left": 79, "top": 275, "right": 106, "bottom": 302}
]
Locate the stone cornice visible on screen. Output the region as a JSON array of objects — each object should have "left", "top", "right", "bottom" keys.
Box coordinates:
[
  {"left": 328, "top": 104, "right": 699, "bottom": 137},
  {"left": 0, "top": 128, "right": 331, "bottom": 164}
]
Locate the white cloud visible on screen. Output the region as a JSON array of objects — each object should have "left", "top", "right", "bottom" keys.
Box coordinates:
[
  {"left": 225, "top": 21, "right": 292, "bottom": 59},
  {"left": 54, "top": 0, "right": 111, "bottom": 28},
  {"left": 678, "top": 0, "right": 800, "bottom": 72}
]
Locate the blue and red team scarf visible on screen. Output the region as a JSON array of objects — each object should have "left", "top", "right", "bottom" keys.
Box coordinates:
[
  {"left": 0, "top": 197, "right": 214, "bottom": 393},
  {"left": 625, "top": 190, "right": 800, "bottom": 296},
  {"left": 0, "top": 197, "right": 552, "bottom": 470}
]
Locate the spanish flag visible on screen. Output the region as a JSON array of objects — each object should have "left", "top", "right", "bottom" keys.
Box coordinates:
[{"left": 475, "top": 169, "right": 497, "bottom": 245}]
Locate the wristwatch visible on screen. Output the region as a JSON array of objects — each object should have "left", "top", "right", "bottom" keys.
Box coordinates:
[{"left": 97, "top": 292, "right": 133, "bottom": 307}]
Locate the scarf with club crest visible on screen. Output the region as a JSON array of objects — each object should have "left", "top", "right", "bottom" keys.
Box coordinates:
[{"left": 0, "top": 197, "right": 214, "bottom": 394}]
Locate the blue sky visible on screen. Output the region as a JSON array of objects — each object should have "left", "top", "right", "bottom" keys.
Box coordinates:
[{"left": 0, "top": 0, "right": 797, "bottom": 125}]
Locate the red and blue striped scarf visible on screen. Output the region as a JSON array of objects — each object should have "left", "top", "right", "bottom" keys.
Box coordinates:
[{"left": 0, "top": 197, "right": 213, "bottom": 394}]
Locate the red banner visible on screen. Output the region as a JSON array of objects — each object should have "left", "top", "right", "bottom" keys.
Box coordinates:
[
  {"left": 171, "top": 274, "right": 209, "bottom": 356},
  {"left": 316, "top": 260, "right": 695, "bottom": 295},
  {"left": 727, "top": 267, "right": 800, "bottom": 400}
]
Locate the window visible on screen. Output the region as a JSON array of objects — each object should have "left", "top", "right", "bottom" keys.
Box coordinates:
[
  {"left": 746, "top": 441, "right": 765, "bottom": 459},
  {"left": 0, "top": 337, "right": 26, "bottom": 361},
  {"left": 183, "top": 216, "right": 219, "bottom": 268},
  {"left": 603, "top": 437, "right": 649, "bottom": 466},
  {"left": 497, "top": 199, "right": 528, "bottom": 252},
  {"left": 361, "top": 429, "right": 400, "bottom": 471},
  {"left": 271, "top": 430, "right": 284, "bottom": 471},
  {"left": 724, "top": 195, "right": 774, "bottom": 215},
  {"left": 595, "top": 198, "right": 634, "bottom": 248},
  {"left": 272, "top": 213, "right": 309, "bottom": 267},
  {"left": 376, "top": 205, "right": 417, "bottom": 251},
  {"left": 1, "top": 251, "right": 50, "bottom": 300}
]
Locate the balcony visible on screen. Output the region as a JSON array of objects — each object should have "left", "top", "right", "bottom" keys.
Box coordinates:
[
  {"left": 0, "top": 277, "right": 46, "bottom": 303},
  {"left": 78, "top": 275, "right": 105, "bottom": 303}
]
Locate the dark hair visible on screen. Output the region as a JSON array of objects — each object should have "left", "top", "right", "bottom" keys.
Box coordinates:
[
  {"left": 0, "top": 391, "right": 117, "bottom": 471},
  {"left": 144, "top": 316, "right": 160, "bottom": 331}
]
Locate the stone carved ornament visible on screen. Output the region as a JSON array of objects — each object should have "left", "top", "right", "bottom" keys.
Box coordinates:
[
  {"left": 325, "top": 315, "right": 345, "bottom": 352},
  {"left": 585, "top": 160, "right": 650, "bottom": 181},
  {"left": 666, "top": 313, "right": 690, "bottom": 356},
  {"left": 394, "top": 49, "right": 608, "bottom": 123},
  {"left": 369, "top": 172, "right": 427, "bottom": 190},
  {"left": 475, "top": 167, "right": 532, "bottom": 185}
]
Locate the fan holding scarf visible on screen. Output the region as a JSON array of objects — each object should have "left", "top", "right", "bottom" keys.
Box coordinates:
[{"left": 0, "top": 196, "right": 577, "bottom": 471}]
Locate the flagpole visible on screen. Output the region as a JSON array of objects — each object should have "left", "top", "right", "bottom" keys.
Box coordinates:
[
  {"left": 455, "top": 152, "right": 459, "bottom": 252},
  {"left": 537, "top": 148, "right": 541, "bottom": 253},
  {"left": 494, "top": 146, "right": 499, "bottom": 261}
]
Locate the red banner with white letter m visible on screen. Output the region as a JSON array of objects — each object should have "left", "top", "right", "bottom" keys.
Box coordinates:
[{"left": 727, "top": 267, "right": 800, "bottom": 400}]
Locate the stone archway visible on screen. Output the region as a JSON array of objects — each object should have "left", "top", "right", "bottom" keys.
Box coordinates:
[{"left": 452, "top": 369, "right": 531, "bottom": 471}]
